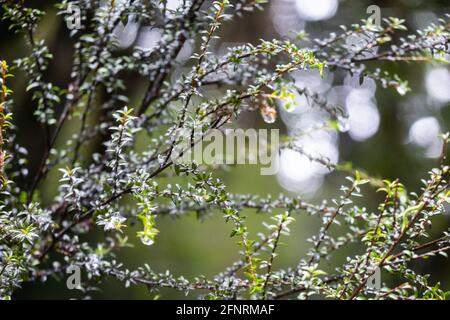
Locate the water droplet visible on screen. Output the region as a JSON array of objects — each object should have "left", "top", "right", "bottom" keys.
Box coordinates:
[
  {"left": 260, "top": 104, "right": 277, "bottom": 124},
  {"left": 157, "top": 154, "right": 166, "bottom": 165},
  {"left": 262, "top": 112, "right": 276, "bottom": 124},
  {"left": 140, "top": 236, "right": 155, "bottom": 246},
  {"left": 337, "top": 116, "right": 350, "bottom": 132},
  {"left": 396, "top": 83, "right": 409, "bottom": 96},
  {"left": 283, "top": 101, "right": 296, "bottom": 113}
]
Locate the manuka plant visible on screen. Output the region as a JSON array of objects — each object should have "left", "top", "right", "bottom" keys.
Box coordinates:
[{"left": 0, "top": 0, "right": 449, "bottom": 300}]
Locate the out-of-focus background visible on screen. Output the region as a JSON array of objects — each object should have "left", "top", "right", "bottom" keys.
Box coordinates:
[{"left": 1, "top": 0, "right": 450, "bottom": 299}]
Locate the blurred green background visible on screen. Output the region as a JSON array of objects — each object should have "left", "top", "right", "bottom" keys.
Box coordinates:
[{"left": 1, "top": 0, "right": 450, "bottom": 299}]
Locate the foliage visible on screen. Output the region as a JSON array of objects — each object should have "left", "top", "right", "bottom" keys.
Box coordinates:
[{"left": 0, "top": 0, "right": 449, "bottom": 300}]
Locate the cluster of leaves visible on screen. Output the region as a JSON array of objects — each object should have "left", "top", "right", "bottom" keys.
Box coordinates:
[
  {"left": 0, "top": 0, "right": 449, "bottom": 300},
  {"left": 0, "top": 60, "right": 13, "bottom": 185}
]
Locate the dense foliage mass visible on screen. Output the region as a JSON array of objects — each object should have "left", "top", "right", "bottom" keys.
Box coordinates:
[{"left": 0, "top": 0, "right": 449, "bottom": 300}]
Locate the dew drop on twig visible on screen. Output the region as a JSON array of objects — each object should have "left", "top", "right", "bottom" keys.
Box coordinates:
[
  {"left": 260, "top": 102, "right": 277, "bottom": 124},
  {"left": 337, "top": 116, "right": 350, "bottom": 132},
  {"left": 395, "top": 83, "right": 408, "bottom": 96},
  {"left": 157, "top": 154, "right": 166, "bottom": 165}
]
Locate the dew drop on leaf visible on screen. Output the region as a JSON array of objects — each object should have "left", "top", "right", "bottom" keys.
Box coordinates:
[
  {"left": 337, "top": 116, "right": 350, "bottom": 132},
  {"left": 262, "top": 111, "right": 276, "bottom": 124},
  {"left": 140, "top": 237, "right": 155, "bottom": 246},
  {"left": 157, "top": 154, "right": 166, "bottom": 165},
  {"left": 260, "top": 103, "right": 277, "bottom": 124},
  {"left": 396, "top": 83, "right": 409, "bottom": 96}
]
